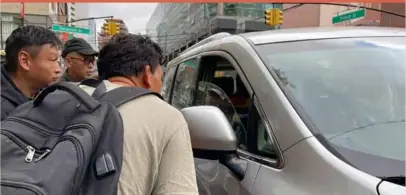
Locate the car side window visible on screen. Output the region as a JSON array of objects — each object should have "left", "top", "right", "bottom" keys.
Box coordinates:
[
  {"left": 161, "top": 65, "right": 177, "bottom": 102},
  {"left": 193, "top": 55, "right": 280, "bottom": 162},
  {"left": 193, "top": 57, "right": 251, "bottom": 151},
  {"left": 195, "top": 79, "right": 249, "bottom": 151},
  {"left": 171, "top": 58, "right": 200, "bottom": 109}
]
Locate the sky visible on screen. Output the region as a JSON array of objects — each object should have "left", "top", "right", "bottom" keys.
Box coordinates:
[{"left": 87, "top": 3, "right": 157, "bottom": 34}]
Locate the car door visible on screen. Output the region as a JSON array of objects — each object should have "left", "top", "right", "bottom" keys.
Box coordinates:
[{"left": 171, "top": 51, "right": 277, "bottom": 195}]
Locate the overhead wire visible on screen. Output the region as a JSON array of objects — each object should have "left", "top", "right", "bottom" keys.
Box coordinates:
[{"left": 236, "top": 3, "right": 405, "bottom": 27}]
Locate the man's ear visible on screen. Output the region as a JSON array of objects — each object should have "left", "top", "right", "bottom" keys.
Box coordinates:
[
  {"left": 64, "top": 58, "right": 72, "bottom": 68},
  {"left": 142, "top": 65, "right": 153, "bottom": 88},
  {"left": 17, "top": 50, "right": 31, "bottom": 71}
]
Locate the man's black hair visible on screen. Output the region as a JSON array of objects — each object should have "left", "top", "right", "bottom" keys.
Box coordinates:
[
  {"left": 5, "top": 25, "right": 62, "bottom": 72},
  {"left": 97, "top": 33, "right": 163, "bottom": 80}
]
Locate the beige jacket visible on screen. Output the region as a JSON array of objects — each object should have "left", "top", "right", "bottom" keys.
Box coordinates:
[{"left": 80, "top": 81, "right": 198, "bottom": 195}]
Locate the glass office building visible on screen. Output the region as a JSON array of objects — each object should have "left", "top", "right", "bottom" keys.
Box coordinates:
[{"left": 146, "top": 3, "right": 282, "bottom": 60}]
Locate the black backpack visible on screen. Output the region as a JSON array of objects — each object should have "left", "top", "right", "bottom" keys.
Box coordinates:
[{"left": 0, "top": 80, "right": 162, "bottom": 195}]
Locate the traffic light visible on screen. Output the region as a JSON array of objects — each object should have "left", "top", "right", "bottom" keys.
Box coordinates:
[
  {"left": 273, "top": 8, "right": 283, "bottom": 25},
  {"left": 113, "top": 22, "right": 120, "bottom": 35},
  {"left": 264, "top": 8, "right": 283, "bottom": 27},
  {"left": 102, "top": 22, "right": 111, "bottom": 35},
  {"left": 108, "top": 21, "right": 118, "bottom": 35},
  {"left": 102, "top": 21, "right": 119, "bottom": 36},
  {"left": 264, "top": 9, "right": 273, "bottom": 26}
]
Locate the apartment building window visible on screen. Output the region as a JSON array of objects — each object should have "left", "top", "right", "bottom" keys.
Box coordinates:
[
  {"left": 225, "top": 3, "right": 278, "bottom": 18},
  {"left": 1, "top": 14, "right": 19, "bottom": 48},
  {"left": 207, "top": 3, "right": 217, "bottom": 18},
  {"left": 224, "top": 3, "right": 237, "bottom": 16}
]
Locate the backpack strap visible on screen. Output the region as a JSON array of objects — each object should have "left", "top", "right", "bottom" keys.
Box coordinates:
[
  {"left": 79, "top": 79, "right": 107, "bottom": 99},
  {"left": 33, "top": 81, "right": 100, "bottom": 111},
  {"left": 79, "top": 78, "right": 163, "bottom": 107},
  {"left": 91, "top": 82, "right": 107, "bottom": 99},
  {"left": 79, "top": 78, "right": 102, "bottom": 88},
  {"left": 100, "top": 87, "right": 163, "bottom": 107}
]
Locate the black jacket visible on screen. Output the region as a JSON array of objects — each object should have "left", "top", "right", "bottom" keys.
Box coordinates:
[{"left": 1, "top": 65, "right": 29, "bottom": 120}]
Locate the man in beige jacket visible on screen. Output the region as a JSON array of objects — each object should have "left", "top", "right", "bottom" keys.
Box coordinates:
[{"left": 80, "top": 33, "right": 198, "bottom": 195}]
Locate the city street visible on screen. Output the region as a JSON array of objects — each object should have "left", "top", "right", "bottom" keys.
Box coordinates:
[{"left": 0, "top": 2, "right": 405, "bottom": 195}]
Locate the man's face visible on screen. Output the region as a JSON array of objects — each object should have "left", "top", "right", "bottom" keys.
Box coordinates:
[
  {"left": 66, "top": 52, "right": 95, "bottom": 80},
  {"left": 23, "top": 44, "right": 61, "bottom": 88}
]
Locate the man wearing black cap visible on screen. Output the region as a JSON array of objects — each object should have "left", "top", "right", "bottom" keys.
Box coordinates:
[{"left": 60, "top": 38, "right": 98, "bottom": 82}]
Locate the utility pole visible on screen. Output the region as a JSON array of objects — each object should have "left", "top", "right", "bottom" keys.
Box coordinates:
[
  {"left": 164, "top": 35, "right": 168, "bottom": 55},
  {"left": 94, "top": 21, "right": 97, "bottom": 49},
  {"left": 163, "top": 35, "right": 168, "bottom": 66},
  {"left": 0, "top": 19, "right": 3, "bottom": 49},
  {"left": 20, "top": 3, "right": 25, "bottom": 27}
]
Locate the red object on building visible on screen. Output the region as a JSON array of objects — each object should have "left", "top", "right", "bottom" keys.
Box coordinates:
[
  {"left": 59, "top": 32, "right": 69, "bottom": 43},
  {"left": 20, "top": 3, "right": 24, "bottom": 19}
]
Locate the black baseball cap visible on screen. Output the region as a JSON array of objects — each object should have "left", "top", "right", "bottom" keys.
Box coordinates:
[{"left": 61, "top": 38, "right": 98, "bottom": 58}]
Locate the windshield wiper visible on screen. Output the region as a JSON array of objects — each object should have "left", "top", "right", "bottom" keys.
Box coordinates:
[{"left": 328, "top": 119, "right": 405, "bottom": 140}]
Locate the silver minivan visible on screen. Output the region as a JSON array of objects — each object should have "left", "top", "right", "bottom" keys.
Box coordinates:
[{"left": 161, "top": 27, "right": 406, "bottom": 195}]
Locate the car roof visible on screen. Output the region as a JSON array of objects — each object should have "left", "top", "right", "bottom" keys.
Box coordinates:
[{"left": 239, "top": 27, "right": 406, "bottom": 45}]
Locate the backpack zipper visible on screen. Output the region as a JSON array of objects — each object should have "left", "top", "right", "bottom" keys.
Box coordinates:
[
  {"left": 1, "top": 130, "right": 51, "bottom": 163},
  {"left": 60, "top": 135, "right": 84, "bottom": 195},
  {"left": 2, "top": 118, "right": 96, "bottom": 164},
  {"left": 59, "top": 124, "right": 96, "bottom": 195},
  {"left": 25, "top": 146, "right": 36, "bottom": 162},
  {"left": 65, "top": 124, "right": 96, "bottom": 147},
  {"left": 4, "top": 117, "right": 60, "bottom": 136},
  {"left": 4, "top": 118, "right": 96, "bottom": 148}
]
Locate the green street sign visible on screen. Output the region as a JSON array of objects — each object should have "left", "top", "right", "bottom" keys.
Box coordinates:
[
  {"left": 332, "top": 9, "right": 366, "bottom": 24},
  {"left": 52, "top": 24, "right": 90, "bottom": 35}
]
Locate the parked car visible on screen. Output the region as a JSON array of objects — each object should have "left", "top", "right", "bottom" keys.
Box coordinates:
[{"left": 161, "top": 27, "right": 406, "bottom": 195}]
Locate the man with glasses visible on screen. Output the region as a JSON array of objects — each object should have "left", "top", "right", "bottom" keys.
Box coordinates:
[{"left": 60, "top": 38, "right": 98, "bottom": 82}]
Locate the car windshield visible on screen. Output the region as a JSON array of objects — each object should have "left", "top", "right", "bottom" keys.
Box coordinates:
[{"left": 255, "top": 36, "right": 405, "bottom": 177}]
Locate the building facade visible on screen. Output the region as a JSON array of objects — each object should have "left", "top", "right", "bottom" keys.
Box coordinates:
[
  {"left": 67, "top": 3, "right": 76, "bottom": 22},
  {"left": 146, "top": 3, "right": 282, "bottom": 62},
  {"left": 70, "top": 3, "right": 99, "bottom": 49},
  {"left": 0, "top": 3, "right": 53, "bottom": 49},
  {"left": 87, "top": 19, "right": 98, "bottom": 50},
  {"left": 380, "top": 3, "right": 406, "bottom": 27},
  {"left": 283, "top": 3, "right": 405, "bottom": 29},
  {"left": 97, "top": 18, "right": 129, "bottom": 49}
]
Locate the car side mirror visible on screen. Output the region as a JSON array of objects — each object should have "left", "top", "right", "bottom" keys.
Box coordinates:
[
  {"left": 181, "top": 106, "right": 247, "bottom": 180},
  {"left": 181, "top": 106, "right": 237, "bottom": 152}
]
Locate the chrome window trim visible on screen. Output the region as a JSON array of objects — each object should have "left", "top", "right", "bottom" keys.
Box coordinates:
[
  {"left": 252, "top": 96, "right": 285, "bottom": 169},
  {"left": 235, "top": 96, "right": 285, "bottom": 169}
]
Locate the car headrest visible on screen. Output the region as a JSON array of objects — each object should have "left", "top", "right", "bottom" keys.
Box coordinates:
[{"left": 212, "top": 77, "right": 235, "bottom": 97}]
